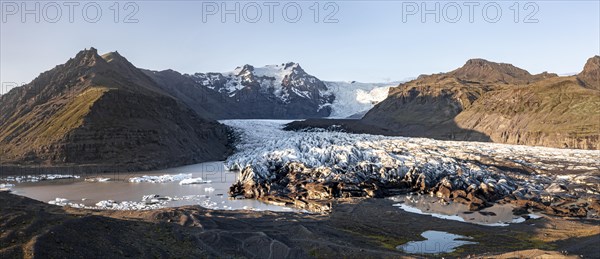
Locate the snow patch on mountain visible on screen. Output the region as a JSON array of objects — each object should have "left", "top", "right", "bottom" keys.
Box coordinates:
[{"left": 189, "top": 63, "right": 318, "bottom": 102}]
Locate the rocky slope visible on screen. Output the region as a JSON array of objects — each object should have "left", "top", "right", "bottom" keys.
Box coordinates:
[
  {"left": 454, "top": 75, "right": 599, "bottom": 149},
  {"left": 141, "top": 69, "right": 242, "bottom": 119},
  {"left": 0, "top": 48, "right": 231, "bottom": 171},
  {"left": 292, "top": 57, "right": 599, "bottom": 150}
]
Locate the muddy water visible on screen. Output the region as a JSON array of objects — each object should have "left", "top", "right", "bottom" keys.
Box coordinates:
[{"left": 9, "top": 161, "right": 295, "bottom": 211}]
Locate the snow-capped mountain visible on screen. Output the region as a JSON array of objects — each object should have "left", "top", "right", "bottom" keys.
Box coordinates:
[
  {"left": 145, "top": 62, "right": 403, "bottom": 119},
  {"left": 322, "top": 81, "right": 400, "bottom": 118},
  {"left": 181, "top": 63, "right": 333, "bottom": 119},
  {"left": 191, "top": 63, "right": 410, "bottom": 118},
  {"left": 190, "top": 63, "right": 329, "bottom": 102}
]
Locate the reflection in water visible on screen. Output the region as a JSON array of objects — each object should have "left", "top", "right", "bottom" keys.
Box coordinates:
[
  {"left": 10, "top": 161, "right": 296, "bottom": 212},
  {"left": 390, "top": 194, "right": 541, "bottom": 226},
  {"left": 397, "top": 230, "right": 477, "bottom": 254}
]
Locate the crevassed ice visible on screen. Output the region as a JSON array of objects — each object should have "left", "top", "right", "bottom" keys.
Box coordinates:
[{"left": 221, "top": 120, "right": 600, "bottom": 197}]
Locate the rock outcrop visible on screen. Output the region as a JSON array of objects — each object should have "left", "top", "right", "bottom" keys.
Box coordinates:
[{"left": 577, "top": 55, "right": 600, "bottom": 90}]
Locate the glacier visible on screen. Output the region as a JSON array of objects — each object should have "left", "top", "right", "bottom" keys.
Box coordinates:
[
  {"left": 323, "top": 81, "right": 399, "bottom": 118},
  {"left": 222, "top": 120, "right": 600, "bottom": 213}
]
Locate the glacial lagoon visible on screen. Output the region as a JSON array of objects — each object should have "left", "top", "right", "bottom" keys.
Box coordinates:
[{"left": 5, "top": 161, "right": 294, "bottom": 212}]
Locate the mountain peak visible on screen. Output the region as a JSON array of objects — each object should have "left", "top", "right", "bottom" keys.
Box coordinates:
[
  {"left": 460, "top": 58, "right": 520, "bottom": 71},
  {"left": 464, "top": 58, "right": 495, "bottom": 66},
  {"left": 450, "top": 58, "right": 548, "bottom": 84},
  {"left": 577, "top": 55, "right": 600, "bottom": 90},
  {"left": 70, "top": 47, "right": 103, "bottom": 67},
  {"left": 231, "top": 62, "right": 305, "bottom": 77},
  {"left": 581, "top": 55, "right": 600, "bottom": 74},
  {"left": 101, "top": 51, "right": 127, "bottom": 63},
  {"left": 283, "top": 62, "right": 301, "bottom": 70},
  {"left": 83, "top": 47, "right": 98, "bottom": 54}
]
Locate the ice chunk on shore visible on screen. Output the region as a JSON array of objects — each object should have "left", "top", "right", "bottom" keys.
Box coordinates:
[
  {"left": 48, "top": 198, "right": 70, "bottom": 205},
  {"left": 47, "top": 198, "right": 86, "bottom": 208},
  {"left": 95, "top": 199, "right": 166, "bottom": 210},
  {"left": 0, "top": 183, "right": 15, "bottom": 190}
]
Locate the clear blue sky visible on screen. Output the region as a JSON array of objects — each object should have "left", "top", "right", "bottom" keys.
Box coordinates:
[{"left": 1, "top": 1, "right": 599, "bottom": 92}]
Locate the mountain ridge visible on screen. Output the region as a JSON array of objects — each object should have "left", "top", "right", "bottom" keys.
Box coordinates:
[
  {"left": 147, "top": 62, "right": 336, "bottom": 119},
  {"left": 288, "top": 56, "right": 600, "bottom": 150},
  {"left": 0, "top": 48, "right": 231, "bottom": 170}
]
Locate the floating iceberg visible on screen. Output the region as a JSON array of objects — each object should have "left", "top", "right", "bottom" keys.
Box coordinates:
[
  {"left": 179, "top": 177, "right": 212, "bottom": 185},
  {"left": 85, "top": 177, "right": 110, "bottom": 182},
  {"left": 1, "top": 174, "right": 80, "bottom": 183},
  {"left": 129, "top": 173, "right": 192, "bottom": 183}
]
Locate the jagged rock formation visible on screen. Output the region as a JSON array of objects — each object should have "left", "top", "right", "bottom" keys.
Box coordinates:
[{"left": 0, "top": 48, "right": 231, "bottom": 170}]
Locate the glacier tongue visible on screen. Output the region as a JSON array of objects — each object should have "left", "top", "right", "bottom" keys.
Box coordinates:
[
  {"left": 222, "top": 120, "right": 600, "bottom": 214},
  {"left": 323, "top": 81, "right": 398, "bottom": 118}
]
